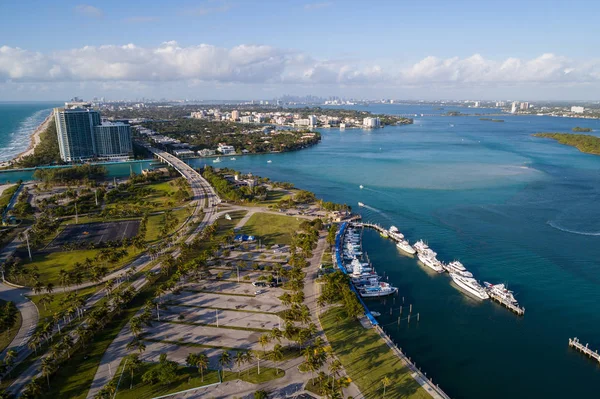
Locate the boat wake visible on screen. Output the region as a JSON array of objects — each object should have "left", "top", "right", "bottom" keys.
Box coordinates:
[
  {"left": 360, "top": 204, "right": 394, "bottom": 222},
  {"left": 547, "top": 220, "right": 600, "bottom": 236}
]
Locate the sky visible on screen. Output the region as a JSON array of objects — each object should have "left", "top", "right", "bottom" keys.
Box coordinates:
[{"left": 1, "top": 0, "right": 599, "bottom": 101}]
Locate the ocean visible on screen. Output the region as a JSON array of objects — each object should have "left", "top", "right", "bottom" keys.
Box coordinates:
[
  {"left": 0, "top": 102, "right": 59, "bottom": 162},
  {"left": 186, "top": 105, "right": 600, "bottom": 399}
]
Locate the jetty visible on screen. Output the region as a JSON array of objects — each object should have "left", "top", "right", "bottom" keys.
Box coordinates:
[
  {"left": 569, "top": 338, "right": 600, "bottom": 363},
  {"left": 488, "top": 292, "right": 525, "bottom": 316}
]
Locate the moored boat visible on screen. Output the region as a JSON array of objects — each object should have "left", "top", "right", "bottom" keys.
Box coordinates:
[{"left": 450, "top": 273, "right": 489, "bottom": 300}]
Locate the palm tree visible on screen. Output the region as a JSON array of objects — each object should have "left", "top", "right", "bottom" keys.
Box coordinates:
[
  {"left": 258, "top": 334, "right": 271, "bottom": 355},
  {"left": 22, "top": 378, "right": 42, "bottom": 398},
  {"left": 218, "top": 351, "right": 231, "bottom": 380},
  {"left": 243, "top": 351, "right": 254, "bottom": 376},
  {"left": 129, "top": 317, "right": 142, "bottom": 338},
  {"left": 253, "top": 350, "right": 265, "bottom": 375},
  {"left": 46, "top": 282, "right": 54, "bottom": 294},
  {"left": 125, "top": 354, "right": 142, "bottom": 389},
  {"left": 196, "top": 353, "right": 209, "bottom": 382},
  {"left": 253, "top": 390, "right": 268, "bottom": 399},
  {"left": 58, "top": 269, "right": 70, "bottom": 291},
  {"left": 235, "top": 351, "right": 246, "bottom": 377},
  {"left": 382, "top": 376, "right": 391, "bottom": 398},
  {"left": 269, "top": 344, "right": 284, "bottom": 375},
  {"left": 126, "top": 338, "right": 146, "bottom": 354},
  {"left": 186, "top": 353, "right": 198, "bottom": 369},
  {"left": 40, "top": 357, "right": 56, "bottom": 388},
  {"left": 39, "top": 294, "right": 53, "bottom": 311},
  {"left": 33, "top": 281, "right": 44, "bottom": 295},
  {"left": 4, "top": 349, "right": 17, "bottom": 368},
  {"left": 269, "top": 327, "right": 282, "bottom": 344}
]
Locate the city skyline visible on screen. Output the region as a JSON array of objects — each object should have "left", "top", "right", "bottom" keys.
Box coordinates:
[{"left": 1, "top": 0, "right": 600, "bottom": 101}]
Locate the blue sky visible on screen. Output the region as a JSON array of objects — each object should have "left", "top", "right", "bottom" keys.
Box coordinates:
[{"left": 1, "top": 0, "right": 599, "bottom": 100}]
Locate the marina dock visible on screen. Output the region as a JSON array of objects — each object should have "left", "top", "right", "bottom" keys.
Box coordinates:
[
  {"left": 488, "top": 292, "right": 525, "bottom": 316},
  {"left": 569, "top": 338, "right": 600, "bottom": 363}
]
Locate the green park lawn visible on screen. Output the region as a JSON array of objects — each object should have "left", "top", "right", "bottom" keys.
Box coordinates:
[
  {"left": 0, "top": 299, "right": 22, "bottom": 353},
  {"left": 240, "top": 212, "right": 301, "bottom": 245},
  {"left": 320, "top": 307, "right": 430, "bottom": 399},
  {"left": 9, "top": 247, "right": 142, "bottom": 286},
  {"left": 30, "top": 285, "right": 100, "bottom": 322},
  {"left": 146, "top": 207, "right": 192, "bottom": 242},
  {"left": 112, "top": 360, "right": 283, "bottom": 399}
]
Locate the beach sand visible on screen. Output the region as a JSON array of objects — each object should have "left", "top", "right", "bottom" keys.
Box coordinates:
[{"left": 10, "top": 112, "right": 53, "bottom": 164}]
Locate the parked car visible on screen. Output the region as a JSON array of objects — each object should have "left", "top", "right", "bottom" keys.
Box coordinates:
[
  {"left": 255, "top": 290, "right": 265, "bottom": 295},
  {"left": 252, "top": 282, "right": 266, "bottom": 287}
]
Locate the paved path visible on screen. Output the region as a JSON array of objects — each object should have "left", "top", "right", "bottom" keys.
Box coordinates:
[
  {"left": 305, "top": 234, "right": 362, "bottom": 399},
  {"left": 0, "top": 283, "right": 38, "bottom": 364}
]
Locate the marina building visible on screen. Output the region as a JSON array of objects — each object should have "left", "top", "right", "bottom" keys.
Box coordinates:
[{"left": 54, "top": 102, "right": 133, "bottom": 162}]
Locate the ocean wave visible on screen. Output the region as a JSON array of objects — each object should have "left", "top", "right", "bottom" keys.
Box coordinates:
[
  {"left": 0, "top": 108, "right": 52, "bottom": 162},
  {"left": 547, "top": 220, "right": 600, "bottom": 236}
]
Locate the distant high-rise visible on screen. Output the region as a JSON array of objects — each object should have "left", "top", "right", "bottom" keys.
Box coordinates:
[
  {"left": 231, "top": 110, "right": 240, "bottom": 121},
  {"left": 510, "top": 102, "right": 518, "bottom": 114},
  {"left": 54, "top": 102, "right": 132, "bottom": 162},
  {"left": 520, "top": 102, "right": 529, "bottom": 110}
]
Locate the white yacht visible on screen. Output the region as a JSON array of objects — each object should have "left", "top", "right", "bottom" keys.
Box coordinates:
[
  {"left": 358, "top": 202, "right": 365, "bottom": 207},
  {"left": 213, "top": 157, "right": 221, "bottom": 163},
  {"left": 417, "top": 249, "right": 444, "bottom": 273},
  {"left": 388, "top": 226, "right": 404, "bottom": 241},
  {"left": 450, "top": 273, "right": 489, "bottom": 300},
  {"left": 413, "top": 240, "right": 429, "bottom": 253},
  {"left": 484, "top": 282, "right": 518, "bottom": 304},
  {"left": 396, "top": 240, "right": 416, "bottom": 255},
  {"left": 445, "top": 260, "right": 467, "bottom": 273},
  {"left": 359, "top": 185, "right": 364, "bottom": 189},
  {"left": 230, "top": 157, "right": 236, "bottom": 160},
  {"left": 267, "top": 160, "right": 272, "bottom": 163},
  {"left": 359, "top": 282, "right": 398, "bottom": 298}
]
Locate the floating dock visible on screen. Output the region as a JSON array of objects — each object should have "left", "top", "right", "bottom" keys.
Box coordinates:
[
  {"left": 569, "top": 338, "right": 600, "bottom": 363},
  {"left": 488, "top": 292, "right": 525, "bottom": 316}
]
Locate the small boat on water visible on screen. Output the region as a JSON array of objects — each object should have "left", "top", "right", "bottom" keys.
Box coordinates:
[
  {"left": 213, "top": 157, "right": 221, "bottom": 163},
  {"left": 267, "top": 160, "right": 272, "bottom": 163},
  {"left": 359, "top": 185, "right": 364, "bottom": 189},
  {"left": 358, "top": 202, "right": 365, "bottom": 207},
  {"left": 371, "top": 311, "right": 381, "bottom": 317},
  {"left": 230, "top": 157, "right": 236, "bottom": 160}
]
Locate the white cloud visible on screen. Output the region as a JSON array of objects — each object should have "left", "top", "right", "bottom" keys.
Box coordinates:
[
  {"left": 304, "top": 2, "right": 333, "bottom": 10},
  {"left": 1, "top": 43, "right": 600, "bottom": 92},
  {"left": 74, "top": 4, "right": 103, "bottom": 18}
]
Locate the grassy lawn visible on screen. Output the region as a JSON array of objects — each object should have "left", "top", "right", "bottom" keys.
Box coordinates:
[
  {"left": 114, "top": 361, "right": 221, "bottom": 399},
  {"left": 30, "top": 285, "right": 100, "bottom": 322},
  {"left": 216, "top": 210, "right": 246, "bottom": 233},
  {"left": 320, "top": 307, "right": 430, "bottom": 399},
  {"left": 239, "top": 212, "right": 301, "bottom": 245},
  {"left": 146, "top": 207, "right": 192, "bottom": 242},
  {"left": 112, "top": 361, "right": 283, "bottom": 399},
  {"left": 10, "top": 246, "right": 142, "bottom": 286},
  {"left": 0, "top": 299, "right": 22, "bottom": 353}
]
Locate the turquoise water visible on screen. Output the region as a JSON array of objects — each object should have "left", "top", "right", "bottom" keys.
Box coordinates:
[
  {"left": 0, "top": 102, "right": 59, "bottom": 162},
  {"left": 188, "top": 105, "right": 600, "bottom": 398}
]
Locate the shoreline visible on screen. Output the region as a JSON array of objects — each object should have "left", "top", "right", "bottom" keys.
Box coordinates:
[{"left": 7, "top": 112, "right": 53, "bottom": 166}]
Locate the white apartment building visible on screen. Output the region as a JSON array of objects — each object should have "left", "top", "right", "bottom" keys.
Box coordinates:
[
  {"left": 198, "top": 148, "right": 216, "bottom": 157},
  {"left": 308, "top": 115, "right": 317, "bottom": 126},
  {"left": 217, "top": 143, "right": 236, "bottom": 155},
  {"left": 363, "top": 117, "right": 381, "bottom": 128},
  {"left": 571, "top": 106, "right": 585, "bottom": 114},
  {"left": 240, "top": 115, "right": 254, "bottom": 123},
  {"left": 511, "top": 102, "right": 518, "bottom": 114}
]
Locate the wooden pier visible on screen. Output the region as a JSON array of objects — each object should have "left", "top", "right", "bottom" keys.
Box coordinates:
[
  {"left": 488, "top": 292, "right": 525, "bottom": 316},
  {"left": 569, "top": 338, "right": 600, "bottom": 363},
  {"left": 353, "top": 222, "right": 398, "bottom": 241}
]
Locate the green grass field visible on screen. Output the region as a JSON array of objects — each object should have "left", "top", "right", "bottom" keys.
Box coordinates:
[
  {"left": 30, "top": 285, "right": 100, "bottom": 322},
  {"left": 320, "top": 307, "right": 429, "bottom": 399},
  {"left": 0, "top": 299, "right": 22, "bottom": 353},
  {"left": 10, "top": 247, "right": 142, "bottom": 286},
  {"left": 112, "top": 360, "right": 283, "bottom": 399},
  {"left": 146, "top": 207, "right": 192, "bottom": 242},
  {"left": 240, "top": 212, "right": 301, "bottom": 245}
]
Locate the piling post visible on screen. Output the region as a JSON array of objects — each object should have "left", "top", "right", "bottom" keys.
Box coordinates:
[
  {"left": 410, "top": 304, "right": 413, "bottom": 313},
  {"left": 397, "top": 316, "right": 400, "bottom": 326},
  {"left": 417, "top": 313, "right": 420, "bottom": 322},
  {"left": 400, "top": 306, "right": 403, "bottom": 315},
  {"left": 408, "top": 314, "right": 411, "bottom": 324}
]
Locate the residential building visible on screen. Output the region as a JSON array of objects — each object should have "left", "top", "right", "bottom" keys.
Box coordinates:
[
  {"left": 54, "top": 103, "right": 100, "bottom": 161},
  {"left": 173, "top": 149, "right": 196, "bottom": 158},
  {"left": 363, "top": 117, "right": 381, "bottom": 128},
  {"left": 231, "top": 110, "right": 240, "bottom": 121},
  {"left": 198, "top": 148, "right": 216, "bottom": 157},
  {"left": 217, "top": 143, "right": 236, "bottom": 155},
  {"left": 520, "top": 102, "right": 529, "bottom": 110},
  {"left": 511, "top": 102, "right": 518, "bottom": 114},
  {"left": 474, "top": 101, "right": 481, "bottom": 107},
  {"left": 54, "top": 102, "right": 133, "bottom": 162},
  {"left": 93, "top": 122, "right": 132, "bottom": 159},
  {"left": 308, "top": 115, "right": 317, "bottom": 126},
  {"left": 240, "top": 115, "right": 254, "bottom": 123},
  {"left": 571, "top": 106, "right": 585, "bottom": 114}
]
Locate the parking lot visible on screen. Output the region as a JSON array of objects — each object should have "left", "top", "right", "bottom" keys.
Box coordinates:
[
  {"left": 48, "top": 220, "right": 140, "bottom": 250},
  {"left": 161, "top": 305, "right": 282, "bottom": 330}
]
